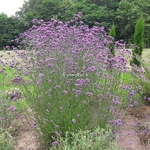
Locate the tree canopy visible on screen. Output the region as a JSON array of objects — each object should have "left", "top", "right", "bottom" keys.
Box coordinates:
[{"left": 0, "top": 0, "right": 150, "bottom": 49}]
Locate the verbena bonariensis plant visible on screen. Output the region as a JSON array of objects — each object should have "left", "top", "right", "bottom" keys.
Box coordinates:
[{"left": 7, "top": 12, "right": 141, "bottom": 148}]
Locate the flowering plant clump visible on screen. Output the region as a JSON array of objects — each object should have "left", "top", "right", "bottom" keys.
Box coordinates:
[{"left": 7, "top": 12, "right": 142, "bottom": 147}]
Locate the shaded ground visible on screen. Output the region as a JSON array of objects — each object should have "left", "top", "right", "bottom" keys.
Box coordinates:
[{"left": 14, "top": 118, "right": 40, "bottom": 150}]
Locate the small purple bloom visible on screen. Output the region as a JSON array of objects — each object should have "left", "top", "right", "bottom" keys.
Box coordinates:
[
  {"left": 8, "top": 106, "right": 17, "bottom": 111},
  {"left": 39, "top": 74, "right": 44, "bottom": 79},
  {"left": 75, "top": 83, "right": 81, "bottom": 87},
  {"left": 55, "top": 131, "right": 59, "bottom": 136},
  {"left": 134, "top": 101, "right": 138, "bottom": 105},
  {"left": 36, "top": 79, "right": 42, "bottom": 86},
  {"left": 45, "top": 92, "right": 48, "bottom": 95},
  {"left": 128, "top": 104, "right": 134, "bottom": 108},
  {"left": 24, "top": 70, "right": 30, "bottom": 75},
  {"left": 34, "top": 119, "right": 38, "bottom": 123},
  {"left": 1, "top": 117, "right": 5, "bottom": 121},
  {"left": 55, "top": 85, "right": 60, "bottom": 89},
  {"left": 142, "top": 129, "right": 147, "bottom": 134},
  {"left": 86, "top": 92, "right": 92, "bottom": 97},
  {"left": 129, "top": 142, "right": 132, "bottom": 145},
  {"left": 113, "top": 119, "right": 122, "bottom": 126},
  {"left": 6, "top": 46, "right": 10, "bottom": 49},
  {"left": 38, "top": 95, "right": 42, "bottom": 99},
  {"left": 12, "top": 97, "right": 17, "bottom": 101},
  {"left": 90, "top": 66, "right": 96, "bottom": 72},
  {"left": 47, "top": 63, "right": 54, "bottom": 68},
  {"left": 31, "top": 124, "right": 37, "bottom": 129},
  {"left": 55, "top": 125, "right": 59, "bottom": 128},
  {"left": 130, "top": 90, "right": 135, "bottom": 96},
  {"left": 63, "top": 90, "right": 68, "bottom": 94},
  {"left": 72, "top": 119, "right": 76, "bottom": 124},
  {"left": 52, "top": 141, "right": 59, "bottom": 146},
  {"left": 85, "top": 78, "right": 91, "bottom": 83},
  {"left": 110, "top": 105, "right": 114, "bottom": 111}
]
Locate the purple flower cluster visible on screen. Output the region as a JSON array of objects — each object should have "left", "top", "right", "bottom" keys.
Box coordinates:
[{"left": 8, "top": 106, "right": 17, "bottom": 111}]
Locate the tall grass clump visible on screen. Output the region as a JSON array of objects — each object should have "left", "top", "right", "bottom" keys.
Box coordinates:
[{"left": 7, "top": 12, "right": 142, "bottom": 148}]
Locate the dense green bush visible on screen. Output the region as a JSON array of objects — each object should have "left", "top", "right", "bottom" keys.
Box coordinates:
[
  {"left": 131, "top": 17, "right": 144, "bottom": 66},
  {"left": 108, "top": 23, "right": 116, "bottom": 57}
]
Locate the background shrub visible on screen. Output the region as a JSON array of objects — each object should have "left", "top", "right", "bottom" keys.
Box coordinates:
[
  {"left": 108, "top": 23, "right": 116, "bottom": 57},
  {"left": 131, "top": 17, "right": 145, "bottom": 66}
]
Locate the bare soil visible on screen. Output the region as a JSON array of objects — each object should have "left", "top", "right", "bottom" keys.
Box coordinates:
[
  {"left": 9, "top": 105, "right": 150, "bottom": 150},
  {"left": 9, "top": 115, "right": 40, "bottom": 150},
  {"left": 117, "top": 105, "right": 150, "bottom": 150}
]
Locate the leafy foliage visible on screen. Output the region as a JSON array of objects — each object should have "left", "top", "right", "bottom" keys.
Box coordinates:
[
  {"left": 131, "top": 17, "right": 144, "bottom": 66},
  {"left": 50, "top": 125, "right": 122, "bottom": 150},
  {"left": 0, "top": 14, "right": 21, "bottom": 49},
  {"left": 115, "top": 0, "right": 141, "bottom": 43},
  {"left": 0, "top": 128, "right": 15, "bottom": 150},
  {"left": 131, "top": 55, "right": 150, "bottom": 105},
  {"left": 1, "top": 0, "right": 150, "bottom": 49},
  {"left": 109, "top": 23, "right": 116, "bottom": 56}
]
